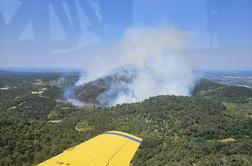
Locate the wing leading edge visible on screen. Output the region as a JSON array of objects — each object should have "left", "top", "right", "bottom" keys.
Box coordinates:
[{"left": 37, "top": 131, "right": 142, "bottom": 166}]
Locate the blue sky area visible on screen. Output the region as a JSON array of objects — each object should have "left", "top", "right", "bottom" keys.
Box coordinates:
[{"left": 0, "top": 0, "right": 251, "bottom": 70}]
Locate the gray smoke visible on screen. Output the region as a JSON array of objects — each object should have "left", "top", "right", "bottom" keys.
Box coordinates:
[{"left": 75, "top": 26, "right": 197, "bottom": 106}]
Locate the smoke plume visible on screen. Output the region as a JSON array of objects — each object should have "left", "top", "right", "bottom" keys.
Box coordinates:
[{"left": 75, "top": 26, "right": 197, "bottom": 106}]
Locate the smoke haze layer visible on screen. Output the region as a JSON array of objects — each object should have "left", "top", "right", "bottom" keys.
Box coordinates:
[{"left": 73, "top": 26, "right": 197, "bottom": 106}]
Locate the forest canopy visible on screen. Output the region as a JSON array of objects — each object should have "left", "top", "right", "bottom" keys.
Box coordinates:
[{"left": 0, "top": 72, "right": 252, "bottom": 166}]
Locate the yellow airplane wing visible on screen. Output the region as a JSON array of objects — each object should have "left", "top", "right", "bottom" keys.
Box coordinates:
[{"left": 37, "top": 131, "right": 142, "bottom": 166}]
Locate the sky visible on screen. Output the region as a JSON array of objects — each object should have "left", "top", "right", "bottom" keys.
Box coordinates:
[{"left": 0, "top": 0, "right": 252, "bottom": 71}]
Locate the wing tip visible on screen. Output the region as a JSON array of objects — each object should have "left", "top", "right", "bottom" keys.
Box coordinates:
[{"left": 105, "top": 131, "right": 143, "bottom": 144}]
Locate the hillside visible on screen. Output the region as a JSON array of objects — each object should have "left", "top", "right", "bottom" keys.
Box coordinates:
[
  {"left": 0, "top": 72, "right": 252, "bottom": 166},
  {"left": 74, "top": 67, "right": 137, "bottom": 106}
]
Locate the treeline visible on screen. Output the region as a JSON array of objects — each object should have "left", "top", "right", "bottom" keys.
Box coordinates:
[{"left": 0, "top": 73, "right": 252, "bottom": 165}]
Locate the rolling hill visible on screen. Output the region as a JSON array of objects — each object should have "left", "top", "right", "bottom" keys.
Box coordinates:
[{"left": 0, "top": 71, "right": 251, "bottom": 166}]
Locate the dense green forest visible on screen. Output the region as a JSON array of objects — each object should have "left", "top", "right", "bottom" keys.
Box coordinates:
[{"left": 0, "top": 71, "right": 252, "bottom": 166}]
